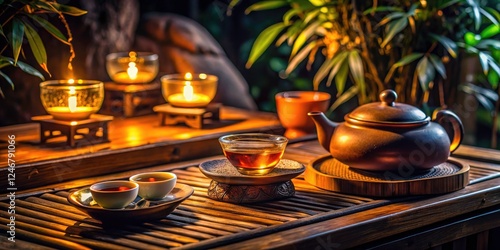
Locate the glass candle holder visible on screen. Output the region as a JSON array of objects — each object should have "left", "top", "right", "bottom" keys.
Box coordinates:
[
  {"left": 161, "top": 73, "right": 218, "bottom": 108},
  {"left": 40, "top": 80, "right": 104, "bottom": 121},
  {"left": 106, "top": 51, "right": 159, "bottom": 84}
]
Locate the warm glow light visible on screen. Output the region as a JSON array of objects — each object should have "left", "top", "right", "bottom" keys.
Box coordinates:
[
  {"left": 68, "top": 79, "right": 75, "bottom": 84},
  {"left": 68, "top": 86, "right": 77, "bottom": 112},
  {"left": 184, "top": 72, "right": 193, "bottom": 80},
  {"left": 183, "top": 82, "right": 194, "bottom": 101},
  {"left": 127, "top": 62, "right": 138, "bottom": 80}
]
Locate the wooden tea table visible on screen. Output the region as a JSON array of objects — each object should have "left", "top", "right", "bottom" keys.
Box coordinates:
[{"left": 1, "top": 109, "right": 500, "bottom": 249}]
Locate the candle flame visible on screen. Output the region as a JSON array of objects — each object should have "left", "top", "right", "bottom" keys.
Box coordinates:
[
  {"left": 184, "top": 72, "right": 193, "bottom": 80},
  {"left": 68, "top": 96, "right": 77, "bottom": 112},
  {"left": 127, "top": 62, "right": 138, "bottom": 80},
  {"left": 183, "top": 82, "right": 194, "bottom": 101},
  {"left": 68, "top": 86, "right": 77, "bottom": 112}
]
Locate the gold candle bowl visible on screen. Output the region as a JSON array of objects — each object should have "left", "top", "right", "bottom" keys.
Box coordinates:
[
  {"left": 106, "top": 51, "right": 159, "bottom": 84},
  {"left": 161, "top": 73, "right": 218, "bottom": 108},
  {"left": 40, "top": 80, "right": 104, "bottom": 121}
]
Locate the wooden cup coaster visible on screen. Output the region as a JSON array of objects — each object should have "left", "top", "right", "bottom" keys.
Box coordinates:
[{"left": 304, "top": 155, "right": 469, "bottom": 197}]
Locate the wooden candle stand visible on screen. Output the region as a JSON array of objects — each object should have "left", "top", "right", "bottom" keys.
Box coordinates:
[
  {"left": 153, "top": 103, "right": 221, "bottom": 129},
  {"left": 32, "top": 114, "right": 113, "bottom": 147},
  {"left": 102, "top": 81, "right": 164, "bottom": 117}
]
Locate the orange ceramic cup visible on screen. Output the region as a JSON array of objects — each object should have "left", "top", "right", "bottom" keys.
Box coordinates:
[{"left": 275, "top": 91, "right": 331, "bottom": 139}]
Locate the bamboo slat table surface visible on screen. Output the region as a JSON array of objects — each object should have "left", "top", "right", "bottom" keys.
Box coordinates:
[{"left": 1, "top": 110, "right": 500, "bottom": 249}]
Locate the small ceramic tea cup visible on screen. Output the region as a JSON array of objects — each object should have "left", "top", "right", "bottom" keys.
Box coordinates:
[
  {"left": 90, "top": 180, "right": 139, "bottom": 209},
  {"left": 219, "top": 133, "right": 288, "bottom": 175},
  {"left": 129, "top": 172, "right": 177, "bottom": 200},
  {"left": 275, "top": 91, "right": 331, "bottom": 138}
]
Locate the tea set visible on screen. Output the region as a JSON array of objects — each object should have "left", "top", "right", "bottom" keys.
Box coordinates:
[{"left": 68, "top": 89, "right": 467, "bottom": 221}]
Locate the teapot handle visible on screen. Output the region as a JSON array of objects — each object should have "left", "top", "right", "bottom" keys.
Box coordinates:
[{"left": 432, "top": 109, "right": 464, "bottom": 153}]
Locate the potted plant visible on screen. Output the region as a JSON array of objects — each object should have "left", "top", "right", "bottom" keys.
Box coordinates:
[
  {"left": 0, "top": 0, "right": 86, "bottom": 97},
  {"left": 231, "top": 0, "right": 499, "bottom": 114}
]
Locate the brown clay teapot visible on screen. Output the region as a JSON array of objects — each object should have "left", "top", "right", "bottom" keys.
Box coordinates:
[{"left": 308, "top": 89, "right": 463, "bottom": 171}]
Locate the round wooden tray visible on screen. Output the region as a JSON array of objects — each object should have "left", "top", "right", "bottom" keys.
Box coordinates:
[{"left": 304, "top": 155, "right": 470, "bottom": 197}]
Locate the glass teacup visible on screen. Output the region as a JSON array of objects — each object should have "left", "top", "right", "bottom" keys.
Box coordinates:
[{"left": 219, "top": 133, "right": 288, "bottom": 175}]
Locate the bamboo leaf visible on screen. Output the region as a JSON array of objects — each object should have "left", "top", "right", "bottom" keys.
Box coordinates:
[
  {"left": 313, "top": 50, "right": 349, "bottom": 89},
  {"left": 303, "top": 8, "right": 320, "bottom": 25},
  {"left": 0, "top": 71, "right": 14, "bottom": 90},
  {"left": 466, "top": 0, "right": 481, "bottom": 31},
  {"left": 406, "top": 3, "right": 419, "bottom": 16},
  {"left": 385, "top": 53, "right": 423, "bottom": 83},
  {"left": 29, "top": 15, "right": 69, "bottom": 45},
  {"left": 47, "top": 2, "right": 88, "bottom": 16},
  {"left": 325, "top": 51, "right": 350, "bottom": 87},
  {"left": 363, "top": 6, "right": 403, "bottom": 15},
  {"left": 416, "top": 56, "right": 435, "bottom": 91},
  {"left": 314, "top": 58, "right": 333, "bottom": 90},
  {"left": 380, "top": 17, "right": 408, "bottom": 48},
  {"left": 227, "top": 0, "right": 241, "bottom": 15},
  {"left": 14, "top": 60, "right": 45, "bottom": 80},
  {"left": 335, "top": 60, "right": 349, "bottom": 96},
  {"left": 478, "top": 52, "right": 489, "bottom": 75},
  {"left": 327, "top": 86, "right": 359, "bottom": 114},
  {"left": 429, "top": 33, "right": 458, "bottom": 58},
  {"left": 429, "top": 54, "right": 447, "bottom": 79},
  {"left": 348, "top": 50, "right": 366, "bottom": 99},
  {"left": 438, "top": 0, "right": 461, "bottom": 9},
  {"left": 246, "top": 22, "right": 287, "bottom": 68},
  {"left": 484, "top": 7, "right": 500, "bottom": 22},
  {"left": 283, "top": 8, "right": 299, "bottom": 25},
  {"left": 291, "top": 21, "right": 321, "bottom": 58},
  {"left": 11, "top": 18, "right": 25, "bottom": 64},
  {"left": 282, "top": 21, "right": 302, "bottom": 46},
  {"left": 0, "top": 25, "right": 5, "bottom": 39},
  {"left": 480, "top": 24, "right": 500, "bottom": 39},
  {"left": 309, "top": 0, "right": 327, "bottom": 6},
  {"left": 489, "top": 57, "right": 500, "bottom": 76},
  {"left": 23, "top": 21, "right": 49, "bottom": 73},
  {"left": 375, "top": 12, "right": 405, "bottom": 29},
  {"left": 479, "top": 9, "right": 499, "bottom": 25},
  {"left": 476, "top": 39, "right": 500, "bottom": 50},
  {"left": 286, "top": 40, "right": 317, "bottom": 75},
  {"left": 245, "top": 0, "right": 288, "bottom": 14},
  {"left": 460, "top": 82, "right": 498, "bottom": 101}
]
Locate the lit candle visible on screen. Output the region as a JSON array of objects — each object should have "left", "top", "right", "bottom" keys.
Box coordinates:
[
  {"left": 107, "top": 51, "right": 158, "bottom": 84},
  {"left": 127, "top": 62, "right": 138, "bottom": 80},
  {"left": 167, "top": 73, "right": 212, "bottom": 108}
]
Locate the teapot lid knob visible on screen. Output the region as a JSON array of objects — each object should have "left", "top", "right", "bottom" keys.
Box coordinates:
[{"left": 380, "top": 89, "right": 397, "bottom": 106}]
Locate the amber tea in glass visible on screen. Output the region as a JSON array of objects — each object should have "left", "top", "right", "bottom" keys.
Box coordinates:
[{"left": 219, "top": 133, "right": 288, "bottom": 175}]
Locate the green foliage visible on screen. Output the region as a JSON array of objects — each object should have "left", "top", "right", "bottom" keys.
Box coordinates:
[
  {"left": 0, "top": 0, "right": 86, "bottom": 96},
  {"left": 238, "top": 0, "right": 500, "bottom": 112}
]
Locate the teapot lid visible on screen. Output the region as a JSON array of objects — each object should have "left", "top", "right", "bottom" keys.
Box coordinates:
[{"left": 347, "top": 90, "right": 428, "bottom": 124}]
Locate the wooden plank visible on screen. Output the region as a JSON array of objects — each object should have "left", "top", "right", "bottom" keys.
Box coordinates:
[
  {"left": 0, "top": 235, "right": 56, "bottom": 250},
  {"left": 364, "top": 207, "right": 500, "bottom": 249},
  {"left": 215, "top": 178, "right": 500, "bottom": 250}
]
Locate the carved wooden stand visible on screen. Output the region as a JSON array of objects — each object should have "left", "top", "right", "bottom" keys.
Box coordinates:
[
  {"left": 102, "top": 81, "right": 163, "bottom": 117},
  {"left": 207, "top": 180, "right": 295, "bottom": 203},
  {"left": 32, "top": 114, "right": 113, "bottom": 147},
  {"left": 153, "top": 103, "right": 221, "bottom": 129}
]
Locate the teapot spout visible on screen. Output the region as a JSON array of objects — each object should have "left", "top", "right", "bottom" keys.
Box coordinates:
[{"left": 308, "top": 111, "right": 338, "bottom": 152}]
